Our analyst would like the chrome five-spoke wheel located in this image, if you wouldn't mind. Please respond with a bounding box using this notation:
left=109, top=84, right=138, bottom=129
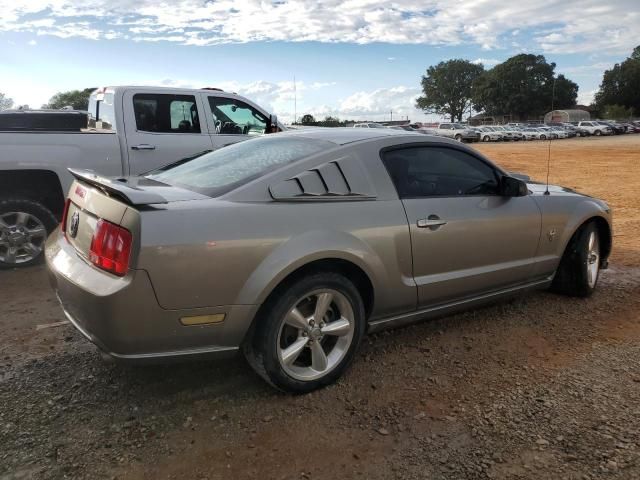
left=277, top=289, right=355, bottom=381
left=0, top=211, right=47, bottom=265
left=586, top=230, right=600, bottom=289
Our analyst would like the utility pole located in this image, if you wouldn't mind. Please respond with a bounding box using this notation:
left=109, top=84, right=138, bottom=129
left=390, top=109, right=393, bottom=122
left=293, top=75, right=297, bottom=125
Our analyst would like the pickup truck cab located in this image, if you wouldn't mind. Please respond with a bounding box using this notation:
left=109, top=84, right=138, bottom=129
left=0, top=86, right=282, bottom=268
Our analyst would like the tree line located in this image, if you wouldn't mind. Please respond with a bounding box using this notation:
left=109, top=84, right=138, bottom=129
left=416, top=46, right=640, bottom=122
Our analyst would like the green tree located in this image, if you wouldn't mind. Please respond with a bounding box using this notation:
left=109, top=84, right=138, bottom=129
left=595, top=46, right=640, bottom=115
left=0, top=92, right=14, bottom=111
left=416, top=59, right=484, bottom=122
left=472, top=54, right=578, bottom=119
left=43, top=88, right=95, bottom=110
left=300, top=114, right=316, bottom=125
left=318, top=116, right=341, bottom=127
left=602, top=104, right=633, bottom=120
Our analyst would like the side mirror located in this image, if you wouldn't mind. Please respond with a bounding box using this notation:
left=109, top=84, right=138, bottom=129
left=500, top=175, right=528, bottom=197
left=267, top=114, right=279, bottom=134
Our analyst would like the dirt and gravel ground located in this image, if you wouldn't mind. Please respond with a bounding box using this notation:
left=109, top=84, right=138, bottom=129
left=1, top=135, right=639, bottom=480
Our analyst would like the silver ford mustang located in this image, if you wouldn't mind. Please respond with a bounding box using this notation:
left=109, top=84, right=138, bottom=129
left=46, top=128, right=612, bottom=393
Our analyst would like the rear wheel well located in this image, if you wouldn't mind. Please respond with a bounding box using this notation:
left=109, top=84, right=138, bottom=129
left=0, top=170, right=64, bottom=220
left=244, top=258, right=375, bottom=345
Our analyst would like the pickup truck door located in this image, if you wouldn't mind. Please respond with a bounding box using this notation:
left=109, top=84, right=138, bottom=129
left=122, top=90, right=213, bottom=175
left=382, top=145, right=541, bottom=307
left=202, top=94, right=270, bottom=150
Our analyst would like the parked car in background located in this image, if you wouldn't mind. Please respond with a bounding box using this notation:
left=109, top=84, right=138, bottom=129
left=492, top=126, right=523, bottom=141
left=549, top=126, right=569, bottom=139
left=0, top=85, right=282, bottom=268
left=436, top=123, right=480, bottom=142
left=577, top=121, right=612, bottom=136
left=353, top=123, right=385, bottom=128
left=46, top=128, right=612, bottom=393
left=475, top=126, right=503, bottom=142
left=520, top=127, right=545, bottom=140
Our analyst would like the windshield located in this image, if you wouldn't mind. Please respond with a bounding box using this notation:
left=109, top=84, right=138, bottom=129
left=146, top=136, right=334, bottom=197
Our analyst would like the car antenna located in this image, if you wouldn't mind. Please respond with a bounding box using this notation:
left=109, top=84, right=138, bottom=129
left=544, top=77, right=556, bottom=196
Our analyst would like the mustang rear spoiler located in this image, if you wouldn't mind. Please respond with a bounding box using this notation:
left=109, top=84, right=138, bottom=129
left=68, top=169, right=168, bottom=205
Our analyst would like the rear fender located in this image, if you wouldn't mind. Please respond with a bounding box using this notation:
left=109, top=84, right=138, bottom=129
left=234, top=230, right=386, bottom=308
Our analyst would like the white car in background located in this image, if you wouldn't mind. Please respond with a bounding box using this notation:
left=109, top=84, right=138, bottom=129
left=549, top=126, right=569, bottom=139
left=577, top=121, right=613, bottom=136
left=353, top=122, right=385, bottom=128
left=493, top=125, right=524, bottom=141
left=475, top=126, right=503, bottom=142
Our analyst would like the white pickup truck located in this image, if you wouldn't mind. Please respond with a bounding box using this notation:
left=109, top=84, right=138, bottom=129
left=0, top=85, right=282, bottom=268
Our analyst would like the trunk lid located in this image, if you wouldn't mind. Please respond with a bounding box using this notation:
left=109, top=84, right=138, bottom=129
left=64, top=169, right=209, bottom=261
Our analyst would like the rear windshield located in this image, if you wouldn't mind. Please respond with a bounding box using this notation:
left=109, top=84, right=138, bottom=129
left=146, top=135, right=333, bottom=196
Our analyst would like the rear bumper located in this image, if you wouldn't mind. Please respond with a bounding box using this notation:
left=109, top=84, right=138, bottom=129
left=45, top=230, right=258, bottom=364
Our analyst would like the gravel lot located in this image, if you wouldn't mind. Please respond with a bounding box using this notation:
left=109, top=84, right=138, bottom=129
left=1, top=135, right=639, bottom=480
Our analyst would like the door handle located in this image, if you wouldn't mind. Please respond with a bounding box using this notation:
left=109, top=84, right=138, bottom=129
left=131, top=144, right=156, bottom=151
left=417, top=215, right=447, bottom=230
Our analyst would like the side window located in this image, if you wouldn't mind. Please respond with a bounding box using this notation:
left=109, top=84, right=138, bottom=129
left=133, top=94, right=201, bottom=133
left=208, top=97, right=267, bottom=136
left=382, top=147, right=500, bottom=198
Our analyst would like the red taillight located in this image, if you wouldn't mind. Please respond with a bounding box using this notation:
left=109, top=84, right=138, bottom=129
left=89, top=219, right=132, bottom=276
left=61, top=199, right=71, bottom=238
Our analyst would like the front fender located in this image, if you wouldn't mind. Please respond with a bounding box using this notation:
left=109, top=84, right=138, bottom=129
left=556, top=199, right=611, bottom=258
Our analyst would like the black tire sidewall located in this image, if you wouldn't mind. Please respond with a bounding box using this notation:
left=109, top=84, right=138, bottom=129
left=254, top=272, right=366, bottom=393
left=0, top=199, right=58, bottom=269
left=552, top=222, right=599, bottom=297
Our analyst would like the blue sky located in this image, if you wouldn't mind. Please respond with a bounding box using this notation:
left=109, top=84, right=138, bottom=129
left=0, top=1, right=638, bottom=122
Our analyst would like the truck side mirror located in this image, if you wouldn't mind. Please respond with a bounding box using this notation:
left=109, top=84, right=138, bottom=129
left=267, top=114, right=279, bottom=134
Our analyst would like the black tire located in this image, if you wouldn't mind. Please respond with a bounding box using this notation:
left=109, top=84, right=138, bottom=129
left=454, top=134, right=463, bottom=142
left=594, top=130, right=601, bottom=136
left=244, top=272, right=366, bottom=393
left=551, top=222, right=601, bottom=297
left=540, top=134, right=546, bottom=140
left=0, top=199, right=58, bottom=269
left=483, top=135, right=490, bottom=142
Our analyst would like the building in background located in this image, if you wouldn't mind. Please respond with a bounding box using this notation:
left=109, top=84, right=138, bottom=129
left=544, top=109, right=590, bottom=123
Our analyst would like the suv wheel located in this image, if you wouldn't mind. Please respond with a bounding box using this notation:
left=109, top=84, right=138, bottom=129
left=454, top=134, right=463, bottom=142
left=0, top=199, right=57, bottom=269
left=482, top=135, right=490, bottom=142
left=594, top=130, right=601, bottom=136
left=244, top=272, right=365, bottom=393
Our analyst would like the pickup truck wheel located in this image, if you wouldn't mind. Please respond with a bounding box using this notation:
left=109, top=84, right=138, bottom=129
left=0, top=199, right=57, bottom=269
left=551, top=222, right=600, bottom=298
left=245, top=272, right=365, bottom=393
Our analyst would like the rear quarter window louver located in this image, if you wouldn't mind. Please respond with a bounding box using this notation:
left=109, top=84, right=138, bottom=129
left=269, top=157, right=376, bottom=201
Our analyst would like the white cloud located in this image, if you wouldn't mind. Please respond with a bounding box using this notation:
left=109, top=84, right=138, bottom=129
left=0, top=1, right=637, bottom=54
left=471, top=58, right=500, bottom=66
left=28, top=39, right=37, bottom=46
left=577, top=89, right=597, bottom=106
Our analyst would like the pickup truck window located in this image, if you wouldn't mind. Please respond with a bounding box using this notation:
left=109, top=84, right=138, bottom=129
left=208, top=97, right=267, bottom=136
left=88, top=92, right=115, bottom=131
left=133, top=94, right=201, bottom=134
